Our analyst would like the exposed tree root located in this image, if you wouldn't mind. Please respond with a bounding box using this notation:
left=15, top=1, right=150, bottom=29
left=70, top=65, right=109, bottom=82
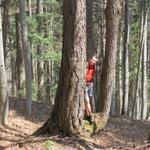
left=32, top=112, right=108, bottom=139
left=32, top=120, right=50, bottom=136
left=92, top=113, right=108, bottom=134
left=17, top=135, right=59, bottom=148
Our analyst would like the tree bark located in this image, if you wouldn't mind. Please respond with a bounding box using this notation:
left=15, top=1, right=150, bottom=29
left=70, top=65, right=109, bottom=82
left=35, top=0, right=87, bottom=136
left=141, top=0, right=149, bottom=120
left=15, top=13, right=25, bottom=93
left=123, top=0, right=130, bottom=117
left=19, top=0, right=32, bottom=115
left=116, top=17, right=124, bottom=116
left=2, top=0, right=13, bottom=96
left=2, top=0, right=11, bottom=60
left=96, top=0, right=122, bottom=121
left=0, top=5, right=9, bottom=125
left=86, top=0, right=95, bottom=59
left=36, top=0, right=44, bottom=102
left=133, top=0, right=149, bottom=119
left=27, top=0, right=32, bottom=16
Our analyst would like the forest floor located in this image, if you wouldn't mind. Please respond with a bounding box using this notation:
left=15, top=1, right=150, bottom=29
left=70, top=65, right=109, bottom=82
left=0, top=98, right=150, bottom=150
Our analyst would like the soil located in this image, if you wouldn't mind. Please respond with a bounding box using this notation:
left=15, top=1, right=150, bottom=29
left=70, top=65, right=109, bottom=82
left=0, top=97, right=150, bottom=150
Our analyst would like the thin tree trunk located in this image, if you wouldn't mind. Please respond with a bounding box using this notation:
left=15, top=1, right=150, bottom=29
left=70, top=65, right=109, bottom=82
left=133, top=31, right=142, bottom=119
left=19, top=0, right=32, bottom=115
left=0, top=5, right=9, bottom=125
left=100, top=0, right=106, bottom=57
left=2, top=0, right=11, bottom=60
left=123, top=0, right=130, bottom=117
left=94, top=0, right=106, bottom=110
left=27, top=0, right=32, bottom=16
left=86, top=0, right=95, bottom=59
left=141, top=1, right=149, bottom=119
left=37, top=0, right=44, bottom=102
left=133, top=1, right=149, bottom=119
left=15, top=13, right=25, bottom=93
left=45, top=61, right=50, bottom=103
left=116, top=18, right=124, bottom=116
left=2, top=0, right=13, bottom=96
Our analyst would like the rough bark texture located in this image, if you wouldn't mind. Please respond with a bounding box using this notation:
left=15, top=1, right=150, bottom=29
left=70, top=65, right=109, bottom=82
left=15, top=13, right=25, bottom=92
left=19, top=0, right=32, bottom=115
left=35, top=0, right=87, bottom=136
left=2, top=0, right=10, bottom=60
left=2, top=0, right=13, bottom=97
left=97, top=0, right=122, bottom=118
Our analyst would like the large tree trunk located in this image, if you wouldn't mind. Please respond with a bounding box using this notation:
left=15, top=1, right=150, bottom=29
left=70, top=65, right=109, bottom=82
left=35, top=0, right=87, bottom=136
left=19, top=0, right=32, bottom=115
left=0, top=5, right=9, bottom=125
left=96, top=0, right=122, bottom=132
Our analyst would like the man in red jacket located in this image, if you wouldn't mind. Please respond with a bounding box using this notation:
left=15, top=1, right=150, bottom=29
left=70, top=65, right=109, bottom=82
left=85, top=56, right=98, bottom=119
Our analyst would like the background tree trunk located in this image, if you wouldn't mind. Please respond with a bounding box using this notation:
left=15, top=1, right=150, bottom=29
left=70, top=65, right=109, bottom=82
left=0, top=5, right=9, bottom=125
left=2, top=0, right=13, bottom=97
left=86, top=0, right=95, bottom=59
left=37, top=0, right=44, bottom=102
left=15, top=13, right=25, bottom=94
left=19, top=0, right=32, bottom=115
left=27, top=0, right=32, bottom=16
left=133, top=0, right=149, bottom=119
left=2, top=0, right=11, bottom=60
left=115, top=17, right=124, bottom=116
left=123, top=0, right=130, bottom=117
left=141, top=0, right=149, bottom=119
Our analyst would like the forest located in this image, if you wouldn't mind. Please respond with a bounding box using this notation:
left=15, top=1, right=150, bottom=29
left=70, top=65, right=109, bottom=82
left=0, top=0, right=150, bottom=149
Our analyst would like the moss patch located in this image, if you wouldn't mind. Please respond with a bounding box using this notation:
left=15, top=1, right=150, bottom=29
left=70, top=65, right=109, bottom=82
left=83, top=120, right=95, bottom=135
left=44, top=140, right=56, bottom=150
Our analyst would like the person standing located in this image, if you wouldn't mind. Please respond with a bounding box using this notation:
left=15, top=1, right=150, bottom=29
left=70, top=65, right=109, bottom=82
left=85, top=56, right=98, bottom=118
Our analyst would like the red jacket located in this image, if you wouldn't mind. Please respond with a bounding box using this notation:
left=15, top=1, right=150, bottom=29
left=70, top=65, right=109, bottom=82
left=86, top=60, right=96, bottom=83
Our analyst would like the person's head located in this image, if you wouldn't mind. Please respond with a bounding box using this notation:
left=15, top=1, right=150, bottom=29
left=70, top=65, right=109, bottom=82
left=91, top=56, right=98, bottom=64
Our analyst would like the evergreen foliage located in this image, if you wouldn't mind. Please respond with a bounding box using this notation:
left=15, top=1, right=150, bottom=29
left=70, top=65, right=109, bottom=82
left=7, top=0, right=62, bottom=101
